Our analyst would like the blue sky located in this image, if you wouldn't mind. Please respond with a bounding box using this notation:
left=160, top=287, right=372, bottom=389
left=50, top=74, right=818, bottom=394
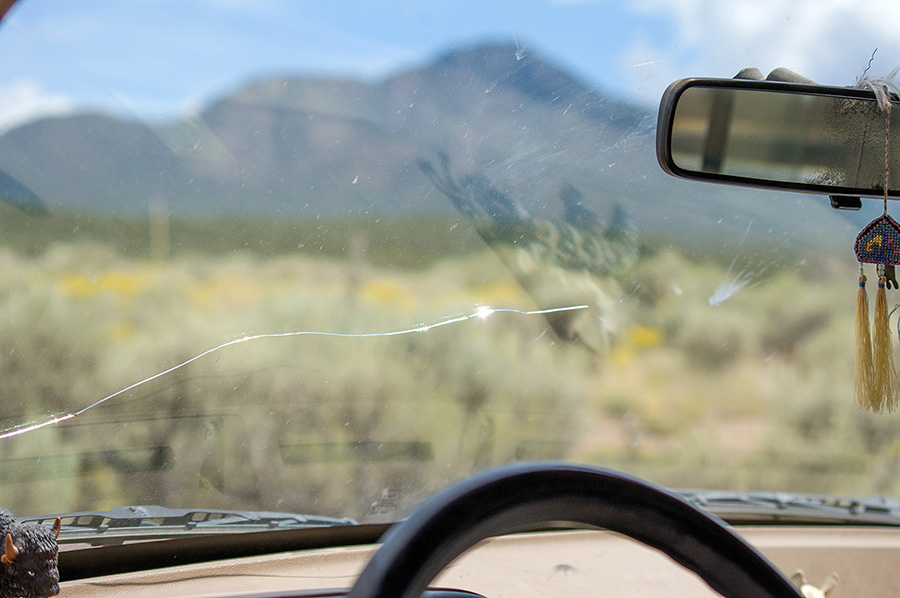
left=2, top=0, right=900, bottom=130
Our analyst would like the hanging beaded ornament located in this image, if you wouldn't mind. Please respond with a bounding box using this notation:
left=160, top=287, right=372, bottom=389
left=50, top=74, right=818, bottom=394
left=854, top=81, right=899, bottom=412
left=855, top=215, right=900, bottom=411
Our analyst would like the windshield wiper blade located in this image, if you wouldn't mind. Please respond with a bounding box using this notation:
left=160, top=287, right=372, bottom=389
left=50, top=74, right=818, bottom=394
left=680, top=490, right=900, bottom=526
left=19, top=505, right=357, bottom=543
left=25, top=490, right=900, bottom=545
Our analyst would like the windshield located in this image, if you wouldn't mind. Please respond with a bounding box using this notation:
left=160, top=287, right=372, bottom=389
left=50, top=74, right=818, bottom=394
left=1, top=0, right=899, bottom=526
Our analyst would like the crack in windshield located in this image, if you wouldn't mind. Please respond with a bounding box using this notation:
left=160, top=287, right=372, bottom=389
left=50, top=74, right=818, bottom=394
left=0, top=305, right=587, bottom=441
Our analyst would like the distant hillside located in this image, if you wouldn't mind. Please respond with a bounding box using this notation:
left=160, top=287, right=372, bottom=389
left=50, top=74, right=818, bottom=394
left=0, top=41, right=860, bottom=251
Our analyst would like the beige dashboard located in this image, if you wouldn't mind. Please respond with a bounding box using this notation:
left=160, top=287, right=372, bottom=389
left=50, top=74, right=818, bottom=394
left=57, top=526, right=900, bottom=597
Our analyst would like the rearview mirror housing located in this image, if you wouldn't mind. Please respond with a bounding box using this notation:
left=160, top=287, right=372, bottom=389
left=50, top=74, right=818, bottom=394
left=656, top=78, right=900, bottom=200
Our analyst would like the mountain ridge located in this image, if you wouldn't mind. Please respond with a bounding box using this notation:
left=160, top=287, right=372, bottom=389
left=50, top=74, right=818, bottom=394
left=0, top=41, right=859, bottom=250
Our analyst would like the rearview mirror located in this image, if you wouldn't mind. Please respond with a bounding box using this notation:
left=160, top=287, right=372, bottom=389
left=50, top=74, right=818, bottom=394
left=656, top=78, right=900, bottom=201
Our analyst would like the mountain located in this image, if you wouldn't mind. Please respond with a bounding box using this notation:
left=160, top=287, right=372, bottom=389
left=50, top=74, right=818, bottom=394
left=0, top=42, right=859, bottom=250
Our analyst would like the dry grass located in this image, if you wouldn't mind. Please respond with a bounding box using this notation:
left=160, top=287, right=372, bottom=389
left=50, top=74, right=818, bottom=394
left=0, top=239, right=896, bottom=520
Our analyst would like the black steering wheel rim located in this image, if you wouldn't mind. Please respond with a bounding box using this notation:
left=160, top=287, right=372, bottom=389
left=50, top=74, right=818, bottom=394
left=347, top=462, right=802, bottom=598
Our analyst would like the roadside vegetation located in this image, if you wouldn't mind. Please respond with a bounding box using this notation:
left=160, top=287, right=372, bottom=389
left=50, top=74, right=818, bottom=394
left=0, top=212, right=894, bottom=520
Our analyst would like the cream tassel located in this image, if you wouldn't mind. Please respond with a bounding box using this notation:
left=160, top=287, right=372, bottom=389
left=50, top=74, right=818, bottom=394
left=871, top=266, right=899, bottom=412
left=856, top=270, right=877, bottom=409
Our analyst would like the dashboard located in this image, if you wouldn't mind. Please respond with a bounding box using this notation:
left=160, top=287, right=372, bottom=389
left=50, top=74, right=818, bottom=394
left=57, top=526, right=900, bottom=597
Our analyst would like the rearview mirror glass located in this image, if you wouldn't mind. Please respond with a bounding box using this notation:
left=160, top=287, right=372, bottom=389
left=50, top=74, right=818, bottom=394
left=656, top=78, right=900, bottom=199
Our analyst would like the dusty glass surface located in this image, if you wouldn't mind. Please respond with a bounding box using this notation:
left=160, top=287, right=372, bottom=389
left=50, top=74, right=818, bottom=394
left=0, top=1, right=898, bottom=527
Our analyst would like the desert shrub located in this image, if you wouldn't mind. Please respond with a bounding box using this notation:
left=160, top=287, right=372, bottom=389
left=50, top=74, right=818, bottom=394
left=0, top=237, right=892, bottom=518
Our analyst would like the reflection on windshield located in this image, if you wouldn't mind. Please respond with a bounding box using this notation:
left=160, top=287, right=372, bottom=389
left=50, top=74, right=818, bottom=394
left=1, top=6, right=899, bottom=526
left=418, top=152, right=638, bottom=353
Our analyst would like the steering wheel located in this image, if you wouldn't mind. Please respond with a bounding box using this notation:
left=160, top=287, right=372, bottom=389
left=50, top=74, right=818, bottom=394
left=347, top=462, right=803, bottom=598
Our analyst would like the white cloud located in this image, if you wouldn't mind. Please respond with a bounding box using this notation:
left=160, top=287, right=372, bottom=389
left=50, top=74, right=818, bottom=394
left=0, top=80, right=73, bottom=133
left=620, top=0, right=900, bottom=103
